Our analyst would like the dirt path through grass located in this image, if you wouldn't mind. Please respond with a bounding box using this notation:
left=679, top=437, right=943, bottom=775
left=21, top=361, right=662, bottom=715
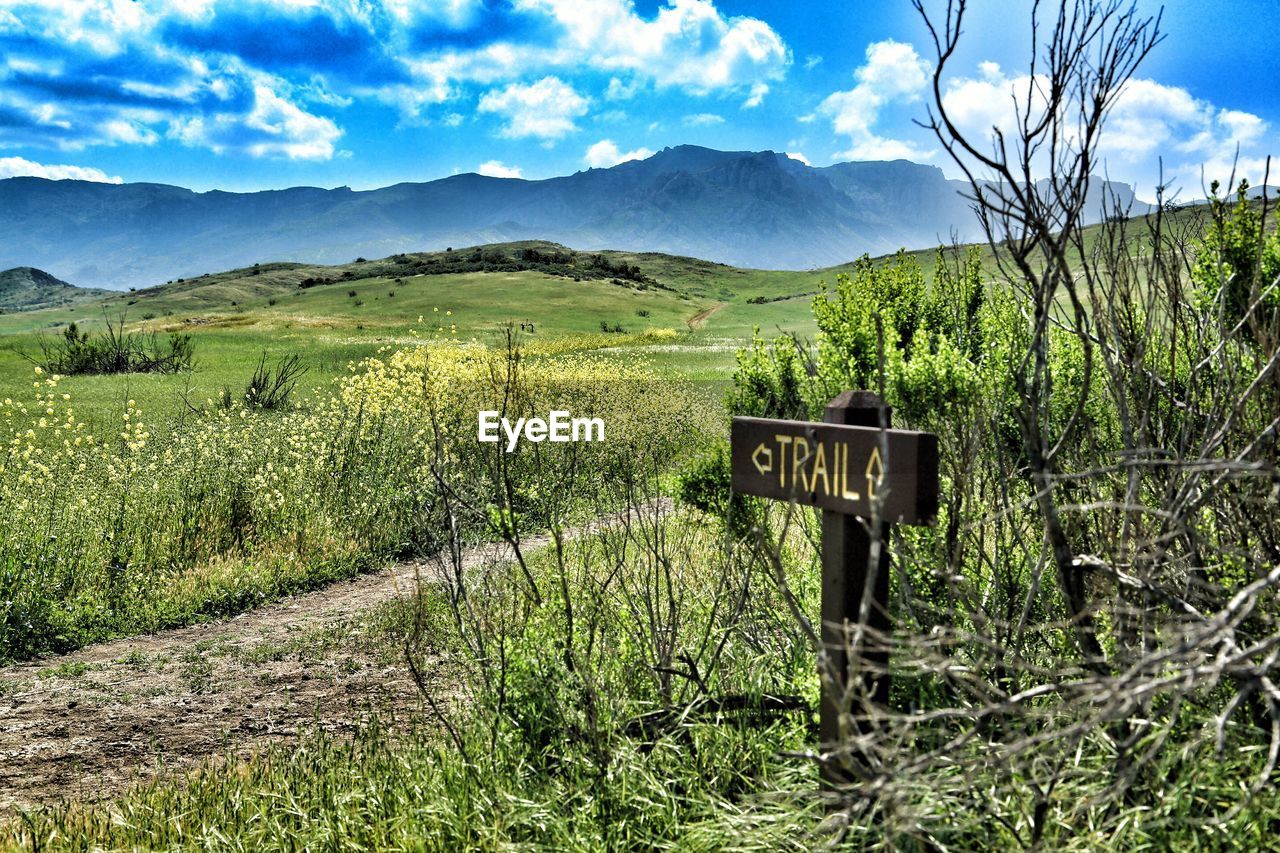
left=687, top=301, right=728, bottom=328
left=0, top=535, right=549, bottom=814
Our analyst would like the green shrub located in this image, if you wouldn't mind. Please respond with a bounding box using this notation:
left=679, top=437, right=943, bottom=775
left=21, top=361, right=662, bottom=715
left=34, top=317, right=194, bottom=376
left=1191, top=180, right=1280, bottom=343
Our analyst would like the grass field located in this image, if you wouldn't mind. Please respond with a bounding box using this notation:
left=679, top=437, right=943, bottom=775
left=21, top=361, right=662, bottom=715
left=0, top=244, right=839, bottom=427
left=1, top=199, right=1219, bottom=426
left=4, top=193, right=1277, bottom=849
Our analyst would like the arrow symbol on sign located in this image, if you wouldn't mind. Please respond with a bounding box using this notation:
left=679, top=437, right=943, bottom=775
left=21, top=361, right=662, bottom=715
left=752, top=442, right=773, bottom=475
left=865, top=446, right=883, bottom=499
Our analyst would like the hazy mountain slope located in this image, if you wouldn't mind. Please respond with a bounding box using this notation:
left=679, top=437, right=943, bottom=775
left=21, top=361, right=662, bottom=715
left=0, top=266, right=111, bottom=312
left=0, top=146, right=1149, bottom=289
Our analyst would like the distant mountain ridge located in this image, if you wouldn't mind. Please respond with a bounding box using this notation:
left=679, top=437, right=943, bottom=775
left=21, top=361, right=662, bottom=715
left=0, top=146, right=1151, bottom=290
left=0, top=266, right=110, bottom=312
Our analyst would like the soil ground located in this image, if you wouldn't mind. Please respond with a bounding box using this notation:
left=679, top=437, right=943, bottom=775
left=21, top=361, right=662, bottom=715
left=0, top=535, right=548, bottom=814
left=687, top=301, right=728, bottom=328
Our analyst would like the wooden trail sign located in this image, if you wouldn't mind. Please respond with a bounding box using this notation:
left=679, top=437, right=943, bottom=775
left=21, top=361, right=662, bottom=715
left=730, top=391, right=939, bottom=780
left=729, top=418, right=937, bottom=524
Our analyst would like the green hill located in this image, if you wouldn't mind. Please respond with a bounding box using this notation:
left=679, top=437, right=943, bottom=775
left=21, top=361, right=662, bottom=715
left=0, top=188, right=1225, bottom=334
left=0, top=241, right=826, bottom=338
left=0, top=241, right=825, bottom=429
left=0, top=194, right=1224, bottom=342
left=0, top=202, right=1226, bottom=429
left=0, top=267, right=112, bottom=312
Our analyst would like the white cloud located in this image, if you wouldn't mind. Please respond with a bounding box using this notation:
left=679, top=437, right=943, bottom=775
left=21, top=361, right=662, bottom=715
left=383, top=0, right=487, bottom=29
left=169, top=80, right=342, bottom=160
left=0, top=0, right=790, bottom=155
left=605, top=76, right=641, bottom=100
left=477, top=76, right=588, bottom=140
left=583, top=139, right=653, bottom=168
left=511, top=0, right=788, bottom=94
left=803, top=55, right=822, bottom=71
left=816, top=39, right=933, bottom=161
left=0, top=6, right=352, bottom=159
left=0, top=156, right=123, bottom=182
left=477, top=159, right=523, bottom=178
left=844, top=137, right=931, bottom=161
left=742, top=82, right=768, bottom=109
left=389, top=0, right=788, bottom=121
left=683, top=112, right=724, bottom=127
left=241, top=83, right=342, bottom=160
left=15, top=0, right=152, bottom=56
left=936, top=61, right=1019, bottom=136
left=940, top=63, right=1276, bottom=195
left=1217, top=109, right=1267, bottom=147
left=100, top=118, right=160, bottom=146
left=785, top=151, right=810, bottom=166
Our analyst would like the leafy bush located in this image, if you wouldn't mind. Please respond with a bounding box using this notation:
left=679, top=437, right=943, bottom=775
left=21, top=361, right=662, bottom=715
left=1191, top=180, right=1280, bottom=346
left=34, top=317, right=194, bottom=376
left=716, top=203, right=1280, bottom=841
left=230, top=353, right=308, bottom=411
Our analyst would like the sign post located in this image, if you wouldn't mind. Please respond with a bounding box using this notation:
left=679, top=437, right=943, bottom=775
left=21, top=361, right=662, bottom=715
left=730, top=391, right=938, bottom=781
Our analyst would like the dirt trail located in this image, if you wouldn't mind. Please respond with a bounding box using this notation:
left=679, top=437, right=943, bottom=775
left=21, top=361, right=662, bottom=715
left=0, top=535, right=545, bottom=814
left=687, top=302, right=728, bottom=329
left=0, top=501, right=671, bottom=815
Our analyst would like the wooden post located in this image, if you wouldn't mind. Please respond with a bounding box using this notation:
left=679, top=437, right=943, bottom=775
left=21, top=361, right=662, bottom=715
left=821, top=391, right=892, bottom=781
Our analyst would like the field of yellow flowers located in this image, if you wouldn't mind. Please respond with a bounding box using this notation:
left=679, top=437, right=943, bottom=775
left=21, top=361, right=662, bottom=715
left=0, top=329, right=709, bottom=664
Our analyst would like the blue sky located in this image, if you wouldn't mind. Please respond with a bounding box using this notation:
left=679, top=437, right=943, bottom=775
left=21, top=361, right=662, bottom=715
left=0, top=0, right=1275, bottom=202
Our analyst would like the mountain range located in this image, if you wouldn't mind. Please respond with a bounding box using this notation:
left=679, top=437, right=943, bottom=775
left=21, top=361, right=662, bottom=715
left=0, top=146, right=1151, bottom=290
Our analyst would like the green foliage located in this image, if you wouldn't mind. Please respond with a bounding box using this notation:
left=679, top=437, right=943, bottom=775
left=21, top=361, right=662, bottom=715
left=726, top=245, right=1101, bottom=453
left=715, top=174, right=1280, bottom=841
left=239, top=352, right=308, bottom=411
left=7, top=689, right=817, bottom=849
left=35, top=317, right=195, bottom=376
left=726, top=247, right=1006, bottom=428
left=1191, top=180, right=1280, bottom=339
left=727, top=331, right=811, bottom=420
left=329, top=245, right=665, bottom=289
left=808, top=247, right=993, bottom=425
left=673, top=439, right=759, bottom=535
left=675, top=439, right=732, bottom=516
left=892, top=329, right=981, bottom=423
left=0, top=341, right=699, bottom=663
left=3, top=209, right=1280, bottom=849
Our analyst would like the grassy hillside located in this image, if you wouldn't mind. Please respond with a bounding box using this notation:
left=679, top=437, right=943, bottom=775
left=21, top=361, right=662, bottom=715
left=0, top=267, right=112, bottom=312
left=0, top=242, right=832, bottom=427
left=0, top=241, right=831, bottom=332
left=0, top=198, right=1228, bottom=427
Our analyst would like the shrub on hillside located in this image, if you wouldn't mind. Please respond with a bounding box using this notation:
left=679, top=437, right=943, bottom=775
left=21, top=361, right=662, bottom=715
left=219, top=353, right=308, bottom=412
left=34, top=317, right=194, bottom=376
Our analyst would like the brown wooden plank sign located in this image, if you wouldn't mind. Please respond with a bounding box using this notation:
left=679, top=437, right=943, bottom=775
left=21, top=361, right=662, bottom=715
left=730, top=391, right=939, bottom=781
left=729, top=417, right=937, bottom=523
